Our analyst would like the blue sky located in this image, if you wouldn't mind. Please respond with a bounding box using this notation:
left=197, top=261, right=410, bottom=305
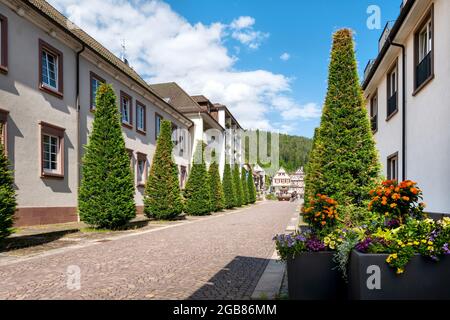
left=50, top=0, right=402, bottom=138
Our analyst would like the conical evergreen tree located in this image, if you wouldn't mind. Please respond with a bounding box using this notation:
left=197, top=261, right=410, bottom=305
left=184, top=142, right=211, bottom=215
left=310, top=29, right=380, bottom=208
left=144, top=120, right=183, bottom=219
left=0, top=124, right=16, bottom=240
left=247, top=168, right=257, bottom=204
left=222, top=163, right=235, bottom=209
left=241, top=168, right=249, bottom=205
left=232, top=164, right=243, bottom=207
left=304, top=127, right=321, bottom=201
left=208, top=161, right=224, bottom=212
left=79, top=84, right=136, bottom=229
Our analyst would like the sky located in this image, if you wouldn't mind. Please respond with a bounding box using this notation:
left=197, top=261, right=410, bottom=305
left=48, top=0, right=401, bottom=138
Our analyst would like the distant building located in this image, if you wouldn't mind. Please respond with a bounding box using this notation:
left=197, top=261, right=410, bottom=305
left=271, top=167, right=291, bottom=194
left=290, top=167, right=305, bottom=198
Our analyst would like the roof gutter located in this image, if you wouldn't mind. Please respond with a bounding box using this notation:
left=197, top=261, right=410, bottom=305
left=362, top=0, right=416, bottom=90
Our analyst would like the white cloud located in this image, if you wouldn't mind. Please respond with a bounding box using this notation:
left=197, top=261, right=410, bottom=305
left=229, top=16, right=269, bottom=49
left=280, top=52, right=290, bottom=61
left=48, top=0, right=318, bottom=134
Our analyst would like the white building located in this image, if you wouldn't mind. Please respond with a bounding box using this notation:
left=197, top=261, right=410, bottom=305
left=362, top=0, right=449, bottom=215
left=290, top=167, right=305, bottom=197
left=271, top=167, right=291, bottom=194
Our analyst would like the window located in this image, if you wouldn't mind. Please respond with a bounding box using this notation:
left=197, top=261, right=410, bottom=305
left=40, top=122, right=65, bottom=178
left=155, top=113, right=163, bottom=139
left=39, top=40, right=63, bottom=98
left=136, top=101, right=146, bottom=134
left=387, top=153, right=399, bottom=181
left=370, top=92, right=378, bottom=133
left=126, top=149, right=134, bottom=169
left=0, top=109, right=8, bottom=153
left=414, top=6, right=434, bottom=93
left=136, top=152, right=147, bottom=186
left=171, top=123, right=178, bottom=145
left=180, top=165, right=187, bottom=189
left=0, top=14, right=8, bottom=74
left=386, top=62, right=398, bottom=119
left=120, top=91, right=132, bottom=127
left=90, top=72, right=105, bottom=110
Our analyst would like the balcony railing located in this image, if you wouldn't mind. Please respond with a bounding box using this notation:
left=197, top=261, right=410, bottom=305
left=371, top=115, right=378, bottom=133
left=387, top=92, right=398, bottom=117
left=416, top=52, right=432, bottom=89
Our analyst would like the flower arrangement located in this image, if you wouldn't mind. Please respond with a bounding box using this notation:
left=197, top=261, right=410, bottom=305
left=301, top=194, right=338, bottom=233
left=368, top=180, right=426, bottom=224
left=273, top=232, right=326, bottom=261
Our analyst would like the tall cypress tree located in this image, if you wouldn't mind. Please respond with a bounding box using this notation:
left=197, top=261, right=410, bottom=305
left=241, top=168, right=249, bottom=205
left=247, top=168, right=257, bottom=204
left=310, top=29, right=380, bottom=207
left=304, top=127, right=321, bottom=201
left=222, top=163, right=235, bottom=209
left=144, top=120, right=183, bottom=220
left=184, top=142, right=211, bottom=215
left=232, top=164, right=243, bottom=207
left=0, top=124, right=16, bottom=240
left=79, top=84, right=136, bottom=229
left=208, top=161, right=224, bottom=212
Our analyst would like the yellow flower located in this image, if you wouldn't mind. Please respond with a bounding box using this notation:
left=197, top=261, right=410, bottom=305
left=324, top=237, right=331, bottom=244
left=396, top=268, right=404, bottom=274
left=421, top=239, right=427, bottom=243
left=427, top=246, right=434, bottom=251
left=413, top=241, right=419, bottom=245
left=428, top=241, right=433, bottom=245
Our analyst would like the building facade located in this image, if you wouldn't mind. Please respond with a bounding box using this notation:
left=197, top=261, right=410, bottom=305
left=271, top=167, right=290, bottom=194
left=0, top=0, right=225, bottom=226
left=362, top=0, right=450, bottom=215
left=290, top=167, right=305, bottom=197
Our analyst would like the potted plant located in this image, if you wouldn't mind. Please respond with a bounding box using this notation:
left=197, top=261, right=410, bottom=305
left=348, top=180, right=450, bottom=300
left=274, top=194, right=346, bottom=300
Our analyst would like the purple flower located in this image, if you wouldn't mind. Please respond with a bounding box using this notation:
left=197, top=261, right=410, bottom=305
left=443, top=243, right=450, bottom=255
left=356, top=237, right=373, bottom=253
left=306, top=237, right=326, bottom=252
left=385, top=219, right=400, bottom=228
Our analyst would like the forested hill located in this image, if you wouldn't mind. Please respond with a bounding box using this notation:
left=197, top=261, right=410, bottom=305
left=244, top=130, right=312, bottom=175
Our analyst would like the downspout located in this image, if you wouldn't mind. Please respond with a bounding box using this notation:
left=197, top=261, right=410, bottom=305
left=76, top=45, right=85, bottom=222
left=390, top=39, right=406, bottom=181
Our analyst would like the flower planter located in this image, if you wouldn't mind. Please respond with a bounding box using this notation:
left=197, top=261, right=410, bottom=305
left=348, top=250, right=450, bottom=300
left=287, top=251, right=345, bottom=300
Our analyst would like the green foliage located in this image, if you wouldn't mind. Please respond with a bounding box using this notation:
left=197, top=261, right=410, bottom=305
left=306, top=29, right=380, bottom=211
left=232, top=164, right=243, bottom=207
left=208, top=161, right=224, bottom=212
left=265, top=193, right=277, bottom=201
left=0, top=126, right=16, bottom=240
left=222, top=163, right=235, bottom=209
left=78, top=84, right=136, bottom=229
left=241, top=168, right=249, bottom=205
left=247, top=168, right=257, bottom=204
left=244, top=130, right=312, bottom=173
left=304, top=127, right=320, bottom=201
left=184, top=143, right=211, bottom=215
left=144, top=120, right=183, bottom=219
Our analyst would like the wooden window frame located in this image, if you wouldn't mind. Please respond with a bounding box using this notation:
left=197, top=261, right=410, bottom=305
left=155, top=112, right=163, bottom=139
left=40, top=121, right=65, bottom=179
left=386, top=60, right=399, bottom=121
left=135, top=100, right=146, bottom=135
left=120, top=91, right=133, bottom=129
left=39, top=39, right=64, bottom=99
left=90, top=71, right=105, bottom=111
left=387, top=152, right=399, bottom=181
left=413, top=4, right=434, bottom=96
left=0, top=14, right=8, bottom=74
left=0, top=109, right=8, bottom=154
left=136, top=152, right=147, bottom=187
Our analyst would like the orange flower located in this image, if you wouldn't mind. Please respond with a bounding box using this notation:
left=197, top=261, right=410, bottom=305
left=321, top=221, right=326, bottom=226
left=391, top=193, right=400, bottom=200
left=390, top=203, right=397, bottom=208
left=410, top=187, right=418, bottom=195
left=395, top=187, right=400, bottom=192
left=402, top=196, right=410, bottom=201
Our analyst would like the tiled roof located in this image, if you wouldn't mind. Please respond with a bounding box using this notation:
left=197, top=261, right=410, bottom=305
left=25, top=0, right=193, bottom=126
left=150, top=83, right=203, bottom=114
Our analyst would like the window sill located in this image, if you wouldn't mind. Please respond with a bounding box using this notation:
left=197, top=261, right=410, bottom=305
left=41, top=172, right=64, bottom=179
left=412, top=74, right=434, bottom=96
left=136, top=129, right=146, bottom=135
left=137, top=183, right=145, bottom=188
left=40, top=84, right=63, bottom=99
left=0, top=65, right=8, bottom=74
left=386, top=109, right=398, bottom=122
left=122, top=122, right=133, bottom=129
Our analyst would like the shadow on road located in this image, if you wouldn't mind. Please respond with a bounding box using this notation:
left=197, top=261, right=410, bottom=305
left=188, top=256, right=270, bottom=300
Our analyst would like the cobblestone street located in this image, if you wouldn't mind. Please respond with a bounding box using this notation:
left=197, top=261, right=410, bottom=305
left=0, top=201, right=297, bottom=300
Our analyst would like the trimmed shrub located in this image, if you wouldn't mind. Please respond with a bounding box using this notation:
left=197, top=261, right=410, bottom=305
left=208, top=161, right=224, bottom=212
left=232, top=164, right=243, bottom=207
left=222, top=163, right=235, bottom=209
left=241, top=168, right=249, bottom=205
left=79, top=84, right=136, bottom=229
left=184, top=142, right=211, bottom=215
left=306, top=29, right=380, bottom=210
left=144, top=120, right=183, bottom=220
left=0, top=125, right=16, bottom=240
left=247, top=168, right=257, bottom=204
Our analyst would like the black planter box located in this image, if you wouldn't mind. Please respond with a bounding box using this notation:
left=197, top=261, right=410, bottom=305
left=348, top=250, right=450, bottom=300
left=287, top=251, right=345, bottom=300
